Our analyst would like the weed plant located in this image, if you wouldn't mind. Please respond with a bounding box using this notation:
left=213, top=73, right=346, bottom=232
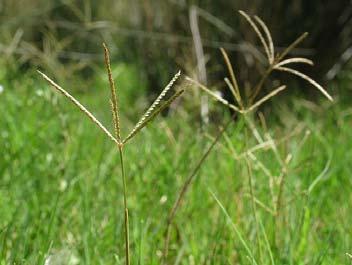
left=38, top=44, right=183, bottom=265
left=163, top=10, right=333, bottom=264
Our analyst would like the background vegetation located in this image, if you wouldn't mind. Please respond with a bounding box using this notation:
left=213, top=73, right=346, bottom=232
left=1, top=0, right=352, bottom=264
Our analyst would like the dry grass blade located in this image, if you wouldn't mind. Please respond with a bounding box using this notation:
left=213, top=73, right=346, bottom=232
left=186, top=76, right=240, bottom=112
left=220, top=48, right=242, bottom=107
left=275, top=66, right=333, bottom=101
left=244, top=115, right=264, bottom=143
left=103, top=43, right=121, bottom=142
left=123, top=89, right=184, bottom=144
left=275, top=58, right=313, bottom=68
left=254, top=15, right=274, bottom=63
left=37, top=70, right=118, bottom=144
left=239, top=10, right=271, bottom=64
left=245, top=85, right=286, bottom=113
left=277, top=32, right=308, bottom=62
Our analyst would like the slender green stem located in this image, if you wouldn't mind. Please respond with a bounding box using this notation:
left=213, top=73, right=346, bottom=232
left=118, top=145, right=130, bottom=265
left=274, top=161, right=289, bottom=247
left=162, top=116, right=234, bottom=264
left=276, top=171, right=287, bottom=218
left=244, top=117, right=262, bottom=262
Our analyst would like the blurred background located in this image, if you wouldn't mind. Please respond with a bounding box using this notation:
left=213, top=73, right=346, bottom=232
left=1, top=0, right=351, bottom=104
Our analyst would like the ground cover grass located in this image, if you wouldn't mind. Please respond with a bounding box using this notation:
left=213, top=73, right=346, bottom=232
left=0, top=65, right=351, bottom=265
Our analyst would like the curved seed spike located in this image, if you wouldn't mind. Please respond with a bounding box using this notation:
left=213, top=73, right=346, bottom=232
left=123, top=71, right=181, bottom=142
left=186, top=76, right=240, bottom=112
left=239, top=10, right=271, bottom=64
left=123, top=89, right=184, bottom=144
left=275, top=66, right=333, bottom=101
left=254, top=15, right=274, bottom=63
left=37, top=70, right=119, bottom=144
left=146, top=71, right=181, bottom=115
left=103, top=43, right=121, bottom=141
left=275, top=58, right=313, bottom=68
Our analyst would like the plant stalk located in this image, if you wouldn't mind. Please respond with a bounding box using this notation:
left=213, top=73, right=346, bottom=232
left=162, top=116, right=234, bottom=264
left=244, top=119, right=262, bottom=263
left=273, top=161, right=289, bottom=246
left=118, top=145, right=130, bottom=265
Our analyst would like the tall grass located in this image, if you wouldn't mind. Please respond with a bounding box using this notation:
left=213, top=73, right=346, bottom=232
left=38, top=44, right=183, bottom=264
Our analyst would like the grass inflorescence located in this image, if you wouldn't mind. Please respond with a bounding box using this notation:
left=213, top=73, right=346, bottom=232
left=38, top=43, right=184, bottom=265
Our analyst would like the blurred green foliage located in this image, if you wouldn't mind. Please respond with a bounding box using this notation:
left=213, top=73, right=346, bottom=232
left=0, top=0, right=351, bottom=96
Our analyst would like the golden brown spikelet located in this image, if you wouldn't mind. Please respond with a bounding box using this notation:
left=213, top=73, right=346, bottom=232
left=103, top=43, right=121, bottom=142
left=220, top=48, right=242, bottom=105
left=239, top=10, right=272, bottom=64
left=274, top=66, right=333, bottom=101
left=254, top=15, right=274, bottom=63
left=123, top=88, right=184, bottom=144
left=123, top=71, right=181, bottom=143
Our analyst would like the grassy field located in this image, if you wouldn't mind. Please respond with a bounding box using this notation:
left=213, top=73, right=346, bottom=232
left=1, top=64, right=352, bottom=265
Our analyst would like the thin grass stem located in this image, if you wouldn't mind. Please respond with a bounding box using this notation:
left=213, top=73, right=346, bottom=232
left=118, top=146, right=130, bottom=265
left=245, top=85, right=286, bottom=113
left=162, top=117, right=234, bottom=263
left=249, top=66, right=274, bottom=104
left=210, top=190, right=258, bottom=265
left=244, top=119, right=263, bottom=262
left=276, top=32, right=308, bottom=62
left=186, top=76, right=240, bottom=112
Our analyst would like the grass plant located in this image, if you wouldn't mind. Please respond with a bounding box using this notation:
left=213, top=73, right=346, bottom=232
left=38, top=44, right=184, bottom=264
left=164, top=10, right=333, bottom=264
